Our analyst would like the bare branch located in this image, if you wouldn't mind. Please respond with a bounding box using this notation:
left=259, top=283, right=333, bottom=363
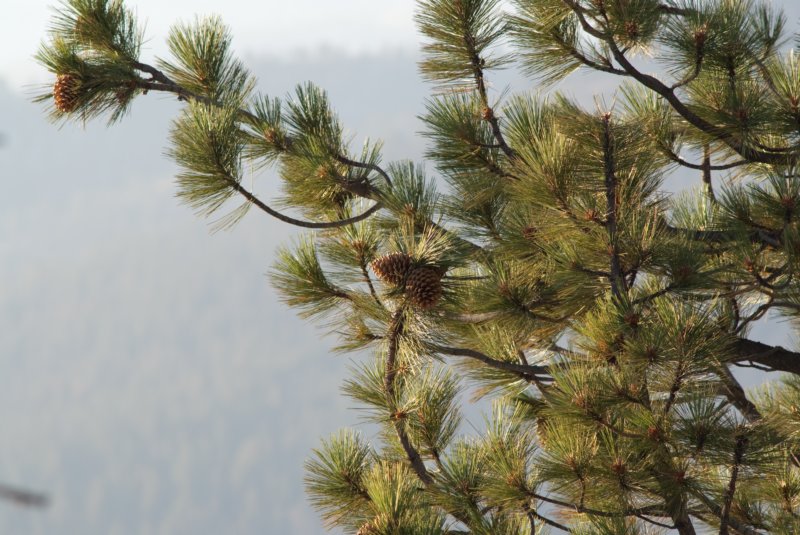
left=732, top=338, right=800, bottom=376
left=430, top=344, right=551, bottom=378
left=717, top=365, right=761, bottom=422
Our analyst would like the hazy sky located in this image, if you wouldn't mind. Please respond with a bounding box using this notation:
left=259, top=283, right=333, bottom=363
left=0, top=2, right=428, bottom=529
left=1, top=1, right=419, bottom=90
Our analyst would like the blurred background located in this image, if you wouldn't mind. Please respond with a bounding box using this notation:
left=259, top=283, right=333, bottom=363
left=0, top=1, right=798, bottom=533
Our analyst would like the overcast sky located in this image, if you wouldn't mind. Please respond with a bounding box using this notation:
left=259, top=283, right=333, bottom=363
left=1, top=2, right=799, bottom=535
left=0, top=4, right=427, bottom=533
left=1, top=1, right=419, bottom=91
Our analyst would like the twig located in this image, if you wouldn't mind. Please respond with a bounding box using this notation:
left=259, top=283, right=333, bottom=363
left=386, top=309, right=433, bottom=485
left=719, top=434, right=748, bottom=535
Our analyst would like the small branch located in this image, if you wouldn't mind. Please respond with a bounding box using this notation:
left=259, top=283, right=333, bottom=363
left=691, top=489, right=761, bottom=535
left=663, top=150, right=748, bottom=171
left=731, top=360, right=773, bottom=372
left=717, top=365, right=761, bottom=423
left=133, top=62, right=394, bottom=229
left=572, top=264, right=612, bottom=278
left=601, top=112, right=626, bottom=298
left=530, top=491, right=667, bottom=520
left=386, top=310, right=433, bottom=486
left=554, top=32, right=625, bottom=75
left=526, top=505, right=572, bottom=533
left=658, top=4, right=693, bottom=16
left=636, top=513, right=676, bottom=529
left=228, top=178, right=383, bottom=229
left=431, top=344, right=551, bottom=378
left=670, top=30, right=705, bottom=90
left=461, top=24, right=516, bottom=160
left=560, top=0, right=799, bottom=165
left=701, top=144, right=717, bottom=203
left=592, top=414, right=648, bottom=440
left=663, top=223, right=782, bottom=249
left=360, top=260, right=383, bottom=307
left=446, top=303, right=566, bottom=325
left=632, top=284, right=674, bottom=305
left=719, top=434, right=748, bottom=535
left=734, top=295, right=774, bottom=335
left=662, top=363, right=685, bottom=417
left=334, top=154, right=392, bottom=188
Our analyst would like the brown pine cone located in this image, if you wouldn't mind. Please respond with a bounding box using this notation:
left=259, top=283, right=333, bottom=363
left=370, top=253, right=412, bottom=285
left=405, top=266, right=443, bottom=309
left=53, top=74, right=81, bottom=113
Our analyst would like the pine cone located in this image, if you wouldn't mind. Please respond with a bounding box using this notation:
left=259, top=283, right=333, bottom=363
left=371, top=253, right=412, bottom=285
left=405, top=266, right=443, bottom=309
left=53, top=74, right=81, bottom=113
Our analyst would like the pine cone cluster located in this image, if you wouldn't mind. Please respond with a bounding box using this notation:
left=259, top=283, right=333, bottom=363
left=370, top=253, right=444, bottom=309
left=53, top=74, right=81, bottom=113
left=370, top=253, right=412, bottom=286
left=405, top=266, right=443, bottom=309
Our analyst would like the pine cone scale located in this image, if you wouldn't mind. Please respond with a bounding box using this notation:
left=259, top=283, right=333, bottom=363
left=53, top=74, right=81, bottom=113
left=370, top=253, right=412, bottom=285
left=406, top=266, right=443, bottom=309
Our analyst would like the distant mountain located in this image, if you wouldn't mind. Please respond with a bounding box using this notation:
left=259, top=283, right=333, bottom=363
left=0, top=51, right=432, bottom=535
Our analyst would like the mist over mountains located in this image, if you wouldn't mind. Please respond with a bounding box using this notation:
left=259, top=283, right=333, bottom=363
left=0, top=51, right=431, bottom=535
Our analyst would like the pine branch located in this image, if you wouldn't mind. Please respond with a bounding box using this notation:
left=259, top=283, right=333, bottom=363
left=134, top=61, right=494, bottom=256
left=430, top=344, right=550, bottom=378
left=664, top=150, right=748, bottom=172
left=718, top=433, right=748, bottom=535
left=334, top=154, right=392, bottom=188
left=417, top=0, right=516, bottom=159
left=601, top=112, right=626, bottom=299
left=717, top=365, right=761, bottom=423
left=525, top=505, right=571, bottom=533
left=529, top=490, right=669, bottom=522
left=663, top=223, right=782, bottom=249
left=635, top=513, right=676, bottom=530
left=561, top=0, right=800, bottom=165
left=701, top=145, right=717, bottom=203
left=690, top=489, right=761, bottom=535
left=385, top=310, right=433, bottom=486
left=228, top=177, right=382, bottom=229
left=134, top=62, right=387, bottom=229
left=732, top=338, right=800, bottom=376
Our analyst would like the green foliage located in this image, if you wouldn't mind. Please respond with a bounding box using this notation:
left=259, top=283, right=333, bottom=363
left=158, top=15, right=254, bottom=103
left=168, top=102, right=247, bottom=224
left=305, top=430, right=374, bottom=530
left=51, top=0, right=143, bottom=61
left=36, top=0, right=800, bottom=533
left=35, top=0, right=144, bottom=122
left=271, top=237, right=349, bottom=318
left=416, top=0, right=511, bottom=88
left=509, top=0, right=583, bottom=84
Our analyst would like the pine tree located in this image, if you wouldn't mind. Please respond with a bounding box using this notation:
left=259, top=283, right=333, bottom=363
left=35, top=0, right=800, bottom=533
